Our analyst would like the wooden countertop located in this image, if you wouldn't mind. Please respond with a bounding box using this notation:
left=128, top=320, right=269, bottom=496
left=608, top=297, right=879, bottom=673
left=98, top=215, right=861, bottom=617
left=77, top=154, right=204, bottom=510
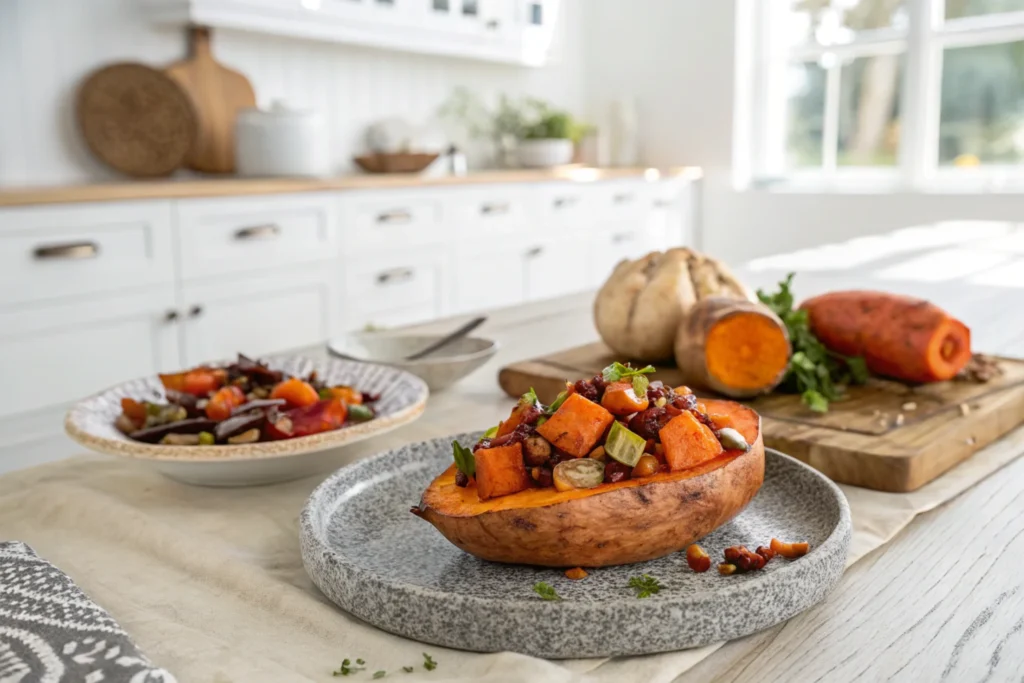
left=0, top=166, right=702, bottom=208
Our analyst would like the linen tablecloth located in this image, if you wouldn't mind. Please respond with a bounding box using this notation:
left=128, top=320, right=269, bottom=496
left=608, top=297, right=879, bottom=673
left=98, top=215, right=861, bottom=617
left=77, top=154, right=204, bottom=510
left=1, top=423, right=1022, bottom=683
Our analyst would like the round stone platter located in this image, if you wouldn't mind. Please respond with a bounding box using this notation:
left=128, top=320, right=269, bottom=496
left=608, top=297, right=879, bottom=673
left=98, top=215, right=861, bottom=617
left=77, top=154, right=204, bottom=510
left=300, top=432, right=852, bottom=659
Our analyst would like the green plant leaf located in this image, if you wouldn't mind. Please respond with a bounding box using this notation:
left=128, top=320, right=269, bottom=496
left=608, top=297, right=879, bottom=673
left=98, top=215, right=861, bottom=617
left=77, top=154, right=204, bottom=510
left=628, top=574, right=662, bottom=598
left=547, top=390, right=569, bottom=414
left=802, top=389, right=829, bottom=413
left=602, top=362, right=656, bottom=384
left=451, top=441, right=475, bottom=477
left=533, top=582, right=561, bottom=601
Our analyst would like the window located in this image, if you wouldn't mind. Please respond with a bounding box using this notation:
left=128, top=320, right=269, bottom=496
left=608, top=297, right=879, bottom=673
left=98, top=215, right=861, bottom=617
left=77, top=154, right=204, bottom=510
left=748, top=0, right=1024, bottom=189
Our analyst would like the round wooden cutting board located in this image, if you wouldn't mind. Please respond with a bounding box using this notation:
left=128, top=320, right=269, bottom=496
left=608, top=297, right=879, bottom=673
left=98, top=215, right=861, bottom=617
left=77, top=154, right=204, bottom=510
left=76, top=62, right=198, bottom=178
left=165, top=26, right=257, bottom=174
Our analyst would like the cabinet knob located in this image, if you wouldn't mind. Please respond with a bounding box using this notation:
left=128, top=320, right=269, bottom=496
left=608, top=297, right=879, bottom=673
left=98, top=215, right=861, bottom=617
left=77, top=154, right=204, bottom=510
left=188, top=304, right=204, bottom=318
left=525, top=246, right=544, bottom=258
left=486, top=19, right=500, bottom=29
left=612, top=233, right=634, bottom=244
left=614, top=193, right=635, bottom=204
left=553, top=196, right=578, bottom=208
left=234, top=224, right=281, bottom=240
left=481, top=202, right=510, bottom=216
left=377, top=268, right=415, bottom=285
left=163, top=310, right=180, bottom=323
left=377, top=209, right=413, bottom=224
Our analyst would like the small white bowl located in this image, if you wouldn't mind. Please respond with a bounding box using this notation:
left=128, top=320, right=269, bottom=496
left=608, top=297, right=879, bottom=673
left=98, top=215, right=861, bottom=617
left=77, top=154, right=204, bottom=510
left=327, top=334, right=497, bottom=392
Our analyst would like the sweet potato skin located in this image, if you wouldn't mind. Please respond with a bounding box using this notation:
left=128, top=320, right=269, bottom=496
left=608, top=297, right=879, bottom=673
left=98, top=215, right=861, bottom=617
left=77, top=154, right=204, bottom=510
left=417, top=399, right=764, bottom=567
left=801, top=291, right=971, bottom=383
left=536, top=393, right=615, bottom=458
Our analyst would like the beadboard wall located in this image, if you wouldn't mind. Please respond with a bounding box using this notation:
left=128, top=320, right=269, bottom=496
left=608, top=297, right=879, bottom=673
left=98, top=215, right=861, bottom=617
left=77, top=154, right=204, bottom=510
left=0, top=0, right=588, bottom=187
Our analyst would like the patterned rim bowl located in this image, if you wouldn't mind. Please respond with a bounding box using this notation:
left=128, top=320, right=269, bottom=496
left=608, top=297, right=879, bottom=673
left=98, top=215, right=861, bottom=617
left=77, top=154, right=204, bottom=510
left=64, top=355, right=429, bottom=463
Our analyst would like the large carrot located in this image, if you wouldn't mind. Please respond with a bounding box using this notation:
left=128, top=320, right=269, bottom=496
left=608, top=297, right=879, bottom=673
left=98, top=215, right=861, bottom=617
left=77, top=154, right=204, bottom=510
left=800, top=291, right=971, bottom=383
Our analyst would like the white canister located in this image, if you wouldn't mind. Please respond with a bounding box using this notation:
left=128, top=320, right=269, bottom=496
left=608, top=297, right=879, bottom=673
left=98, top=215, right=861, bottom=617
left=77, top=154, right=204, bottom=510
left=235, top=100, right=330, bottom=177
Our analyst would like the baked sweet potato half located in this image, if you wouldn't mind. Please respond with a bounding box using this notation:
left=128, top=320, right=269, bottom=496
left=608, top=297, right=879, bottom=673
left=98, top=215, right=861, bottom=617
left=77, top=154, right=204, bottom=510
left=414, top=396, right=764, bottom=568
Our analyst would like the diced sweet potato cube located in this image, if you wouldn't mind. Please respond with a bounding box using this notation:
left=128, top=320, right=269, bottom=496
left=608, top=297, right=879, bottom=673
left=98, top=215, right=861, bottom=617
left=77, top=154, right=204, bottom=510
left=659, top=411, right=724, bottom=472
left=600, top=381, right=650, bottom=416
left=497, top=403, right=530, bottom=437
left=536, top=393, right=615, bottom=458
left=475, top=443, right=532, bottom=500
left=708, top=412, right=735, bottom=431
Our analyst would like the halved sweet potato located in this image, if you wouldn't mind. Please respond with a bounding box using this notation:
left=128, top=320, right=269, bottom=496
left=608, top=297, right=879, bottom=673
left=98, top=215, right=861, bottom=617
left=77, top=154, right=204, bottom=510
left=415, top=399, right=764, bottom=567
left=536, top=393, right=614, bottom=458
left=475, top=443, right=532, bottom=501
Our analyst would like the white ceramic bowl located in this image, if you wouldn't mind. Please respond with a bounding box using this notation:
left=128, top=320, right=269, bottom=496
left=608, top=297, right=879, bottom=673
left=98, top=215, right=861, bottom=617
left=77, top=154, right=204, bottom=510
left=65, top=355, right=428, bottom=487
left=516, top=138, right=575, bottom=168
left=327, top=335, right=497, bottom=392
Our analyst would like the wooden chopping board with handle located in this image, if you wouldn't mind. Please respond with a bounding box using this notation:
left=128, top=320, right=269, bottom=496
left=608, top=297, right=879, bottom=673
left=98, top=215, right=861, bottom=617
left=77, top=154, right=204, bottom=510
left=165, top=26, right=256, bottom=174
left=499, top=342, right=1024, bottom=493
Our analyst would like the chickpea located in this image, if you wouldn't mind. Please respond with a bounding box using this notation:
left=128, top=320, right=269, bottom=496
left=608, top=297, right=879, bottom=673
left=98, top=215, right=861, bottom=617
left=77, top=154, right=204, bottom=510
left=631, top=454, right=659, bottom=478
left=524, top=435, right=553, bottom=465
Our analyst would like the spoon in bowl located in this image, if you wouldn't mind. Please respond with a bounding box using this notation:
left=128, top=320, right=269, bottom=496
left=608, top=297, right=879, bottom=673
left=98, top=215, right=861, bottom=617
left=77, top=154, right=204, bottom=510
left=404, top=316, right=487, bottom=361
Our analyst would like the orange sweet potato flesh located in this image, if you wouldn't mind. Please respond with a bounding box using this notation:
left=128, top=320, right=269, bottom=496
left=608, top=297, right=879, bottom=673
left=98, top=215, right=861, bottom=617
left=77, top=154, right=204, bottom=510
left=536, top=393, right=615, bottom=457
left=416, top=399, right=764, bottom=567
left=801, top=291, right=972, bottom=383
left=659, top=410, right=725, bottom=472
left=475, top=443, right=532, bottom=500
left=497, top=403, right=531, bottom=437
left=601, top=381, right=650, bottom=416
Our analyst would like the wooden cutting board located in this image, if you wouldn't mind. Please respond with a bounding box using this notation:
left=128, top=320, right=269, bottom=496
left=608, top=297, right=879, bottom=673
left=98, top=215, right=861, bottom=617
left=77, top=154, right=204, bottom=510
left=165, top=26, right=256, bottom=174
left=498, top=342, right=1024, bottom=492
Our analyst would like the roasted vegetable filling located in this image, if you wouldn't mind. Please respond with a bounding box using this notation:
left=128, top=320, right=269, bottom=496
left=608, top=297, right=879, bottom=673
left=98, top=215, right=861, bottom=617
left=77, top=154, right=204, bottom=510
left=453, top=362, right=750, bottom=500
left=116, top=353, right=379, bottom=445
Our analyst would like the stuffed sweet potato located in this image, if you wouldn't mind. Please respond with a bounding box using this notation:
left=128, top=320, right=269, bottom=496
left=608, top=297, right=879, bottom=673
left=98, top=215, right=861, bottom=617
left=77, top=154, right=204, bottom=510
left=412, top=364, right=765, bottom=567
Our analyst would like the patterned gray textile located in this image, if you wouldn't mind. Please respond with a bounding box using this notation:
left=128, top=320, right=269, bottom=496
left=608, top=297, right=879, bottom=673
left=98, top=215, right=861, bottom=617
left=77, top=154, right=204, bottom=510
left=0, top=541, right=176, bottom=683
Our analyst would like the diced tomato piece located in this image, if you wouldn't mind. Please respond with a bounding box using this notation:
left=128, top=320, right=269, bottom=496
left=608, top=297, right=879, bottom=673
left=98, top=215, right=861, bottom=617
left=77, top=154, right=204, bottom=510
left=206, top=385, right=247, bottom=421
left=267, top=398, right=348, bottom=440
left=120, top=398, right=147, bottom=427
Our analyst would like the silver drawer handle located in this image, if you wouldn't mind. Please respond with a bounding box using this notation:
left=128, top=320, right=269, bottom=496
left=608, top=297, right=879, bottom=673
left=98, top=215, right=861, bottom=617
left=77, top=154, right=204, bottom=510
left=553, top=196, right=579, bottom=208
left=654, top=199, right=675, bottom=208
left=377, top=209, right=412, bottom=224
left=525, top=246, right=544, bottom=258
left=234, top=224, right=281, bottom=240
left=481, top=202, right=510, bottom=215
left=612, top=233, right=635, bottom=244
left=614, top=193, right=635, bottom=204
left=486, top=19, right=500, bottom=29
left=377, top=268, right=415, bottom=285
left=33, top=241, right=99, bottom=261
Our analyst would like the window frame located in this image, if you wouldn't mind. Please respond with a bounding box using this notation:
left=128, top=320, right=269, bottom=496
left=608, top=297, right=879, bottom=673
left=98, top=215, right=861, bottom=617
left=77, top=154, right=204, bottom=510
left=745, top=0, right=1024, bottom=192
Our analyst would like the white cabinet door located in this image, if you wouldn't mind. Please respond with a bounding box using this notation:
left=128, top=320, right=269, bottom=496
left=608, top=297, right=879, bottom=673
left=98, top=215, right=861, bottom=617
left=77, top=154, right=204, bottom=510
left=524, top=236, right=587, bottom=302
left=589, top=224, right=655, bottom=288
left=0, top=288, right=180, bottom=420
left=452, top=239, right=527, bottom=314
left=342, top=247, right=449, bottom=331
left=180, top=267, right=335, bottom=365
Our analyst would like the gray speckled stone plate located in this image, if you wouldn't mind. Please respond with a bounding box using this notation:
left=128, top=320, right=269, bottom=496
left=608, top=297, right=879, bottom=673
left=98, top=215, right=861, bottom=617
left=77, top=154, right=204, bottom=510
left=300, top=432, right=852, bottom=658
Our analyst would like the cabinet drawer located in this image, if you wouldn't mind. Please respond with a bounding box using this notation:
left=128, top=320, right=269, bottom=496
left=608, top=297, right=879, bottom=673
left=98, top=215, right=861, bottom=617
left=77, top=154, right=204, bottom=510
left=176, top=193, right=337, bottom=280
left=342, top=250, right=446, bottom=331
left=345, top=194, right=442, bottom=250
left=0, top=201, right=174, bottom=306
left=450, top=189, right=528, bottom=237
left=180, top=267, right=335, bottom=364
left=452, top=239, right=526, bottom=314
left=0, top=288, right=179, bottom=419
left=596, top=181, right=652, bottom=220
left=537, top=184, right=597, bottom=224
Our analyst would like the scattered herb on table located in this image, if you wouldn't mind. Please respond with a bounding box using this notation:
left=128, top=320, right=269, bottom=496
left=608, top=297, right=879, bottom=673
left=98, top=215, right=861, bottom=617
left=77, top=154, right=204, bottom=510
left=332, top=658, right=366, bottom=676
left=602, top=361, right=657, bottom=397
left=533, top=581, right=561, bottom=601
left=356, top=659, right=365, bottom=666
left=373, top=671, right=387, bottom=679
left=423, top=652, right=438, bottom=671
left=757, top=273, right=869, bottom=412
left=628, top=574, right=662, bottom=598
left=402, top=666, right=415, bottom=673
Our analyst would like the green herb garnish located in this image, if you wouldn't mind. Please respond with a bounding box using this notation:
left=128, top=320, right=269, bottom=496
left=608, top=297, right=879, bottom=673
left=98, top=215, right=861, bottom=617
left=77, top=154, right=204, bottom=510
left=482, top=424, right=499, bottom=439
left=547, top=389, right=569, bottom=413
left=356, top=660, right=365, bottom=666
left=533, top=581, right=561, bottom=601
left=402, top=667, right=414, bottom=673
left=757, top=273, right=868, bottom=412
left=451, top=441, right=475, bottom=477
left=373, top=671, right=387, bottom=679
left=319, top=387, right=333, bottom=400
left=519, top=387, right=540, bottom=407
left=423, top=653, right=437, bottom=671
left=628, top=574, right=662, bottom=598
left=332, top=658, right=365, bottom=676
left=601, top=362, right=655, bottom=396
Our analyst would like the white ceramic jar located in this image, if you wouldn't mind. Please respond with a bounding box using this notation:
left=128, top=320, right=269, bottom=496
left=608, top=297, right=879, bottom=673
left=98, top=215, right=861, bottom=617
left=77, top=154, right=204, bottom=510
left=235, top=100, right=329, bottom=177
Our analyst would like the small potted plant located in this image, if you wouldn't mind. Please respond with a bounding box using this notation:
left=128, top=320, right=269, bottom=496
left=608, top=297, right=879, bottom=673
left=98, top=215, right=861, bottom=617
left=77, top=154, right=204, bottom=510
left=516, top=100, right=584, bottom=168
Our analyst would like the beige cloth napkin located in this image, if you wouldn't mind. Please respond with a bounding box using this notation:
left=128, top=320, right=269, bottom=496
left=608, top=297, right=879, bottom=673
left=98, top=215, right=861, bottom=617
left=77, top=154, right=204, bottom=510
left=1, top=424, right=1021, bottom=683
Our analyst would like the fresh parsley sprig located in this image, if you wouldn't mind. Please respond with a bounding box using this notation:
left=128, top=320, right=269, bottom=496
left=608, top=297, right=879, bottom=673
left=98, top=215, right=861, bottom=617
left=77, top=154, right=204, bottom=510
left=757, top=273, right=868, bottom=413
left=533, top=581, right=561, bottom=601
left=422, top=653, right=437, bottom=671
left=602, top=361, right=656, bottom=397
left=628, top=574, right=662, bottom=598
left=332, top=658, right=365, bottom=676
